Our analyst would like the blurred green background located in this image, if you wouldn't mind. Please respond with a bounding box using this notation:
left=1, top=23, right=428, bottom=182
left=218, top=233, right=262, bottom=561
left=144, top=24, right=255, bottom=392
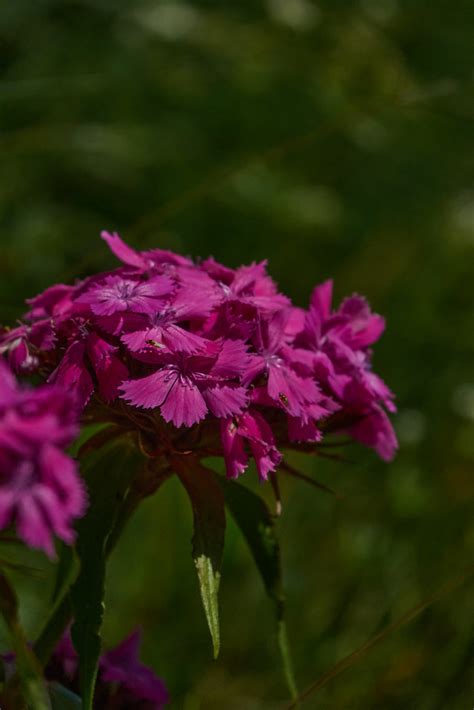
left=1, top=1, right=473, bottom=707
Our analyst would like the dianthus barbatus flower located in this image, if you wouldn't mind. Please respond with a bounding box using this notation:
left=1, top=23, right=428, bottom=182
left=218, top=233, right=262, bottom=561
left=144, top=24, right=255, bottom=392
left=121, top=340, right=249, bottom=427
left=0, top=230, right=397, bottom=481
left=294, top=280, right=398, bottom=461
left=76, top=273, right=174, bottom=316
left=0, top=361, right=86, bottom=557
left=221, top=410, right=282, bottom=480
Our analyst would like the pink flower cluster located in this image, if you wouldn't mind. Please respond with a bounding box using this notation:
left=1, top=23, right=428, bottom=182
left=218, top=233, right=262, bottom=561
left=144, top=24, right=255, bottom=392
left=0, top=231, right=397, bottom=482
left=46, top=628, right=169, bottom=708
left=0, top=360, right=85, bottom=556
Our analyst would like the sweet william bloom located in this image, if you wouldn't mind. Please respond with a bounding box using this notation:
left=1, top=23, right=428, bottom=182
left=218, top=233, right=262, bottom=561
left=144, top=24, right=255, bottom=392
left=0, top=324, right=38, bottom=373
left=0, top=231, right=398, bottom=479
left=295, top=280, right=397, bottom=461
left=25, top=283, right=76, bottom=320
left=76, top=273, right=174, bottom=316
left=349, top=404, right=398, bottom=463
left=201, top=259, right=290, bottom=341
left=221, top=410, right=282, bottom=480
left=202, top=257, right=290, bottom=312
left=0, top=319, right=56, bottom=374
left=118, top=285, right=214, bottom=354
left=48, top=331, right=130, bottom=408
left=121, top=340, right=249, bottom=427
left=0, top=361, right=86, bottom=557
left=102, top=229, right=192, bottom=271
left=242, top=310, right=331, bottom=422
left=49, top=341, right=94, bottom=408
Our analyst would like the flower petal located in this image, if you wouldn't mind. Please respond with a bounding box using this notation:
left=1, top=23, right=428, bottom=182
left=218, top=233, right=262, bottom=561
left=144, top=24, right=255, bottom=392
left=160, top=376, right=208, bottom=428
left=203, top=385, right=248, bottom=418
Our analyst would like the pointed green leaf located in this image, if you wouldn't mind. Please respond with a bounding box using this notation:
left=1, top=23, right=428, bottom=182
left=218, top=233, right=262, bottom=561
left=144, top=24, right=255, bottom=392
left=70, top=437, right=144, bottom=710
left=173, top=456, right=226, bottom=659
left=218, top=477, right=298, bottom=699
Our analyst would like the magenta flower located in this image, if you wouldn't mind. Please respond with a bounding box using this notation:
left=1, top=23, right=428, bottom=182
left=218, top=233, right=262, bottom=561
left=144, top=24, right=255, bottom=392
left=121, top=341, right=248, bottom=427
left=118, top=286, right=214, bottom=354
left=0, top=231, right=398, bottom=481
left=102, top=229, right=192, bottom=270
left=221, top=410, right=282, bottom=480
left=295, top=280, right=398, bottom=461
left=47, top=327, right=130, bottom=408
left=0, top=319, right=56, bottom=374
left=202, top=257, right=289, bottom=312
left=49, top=341, right=94, bottom=408
left=242, top=310, right=330, bottom=421
left=26, top=283, right=76, bottom=321
left=0, top=361, right=86, bottom=557
left=76, top=274, right=174, bottom=317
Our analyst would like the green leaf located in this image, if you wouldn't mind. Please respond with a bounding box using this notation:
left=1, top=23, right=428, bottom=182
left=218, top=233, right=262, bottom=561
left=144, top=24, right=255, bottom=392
left=35, top=439, right=161, bottom=670
left=172, top=456, right=226, bottom=659
left=35, top=427, right=126, bottom=667
left=218, top=477, right=298, bottom=700
left=70, top=437, right=144, bottom=710
left=35, top=544, right=77, bottom=675
left=0, top=573, right=51, bottom=709
left=51, top=544, right=78, bottom=605
left=49, top=682, right=82, bottom=709
left=34, top=595, right=73, bottom=669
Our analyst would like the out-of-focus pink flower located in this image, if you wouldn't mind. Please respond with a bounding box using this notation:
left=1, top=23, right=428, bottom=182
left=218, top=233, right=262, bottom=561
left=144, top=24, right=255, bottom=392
left=0, top=361, right=86, bottom=557
left=46, top=627, right=169, bottom=709
left=100, top=629, right=169, bottom=708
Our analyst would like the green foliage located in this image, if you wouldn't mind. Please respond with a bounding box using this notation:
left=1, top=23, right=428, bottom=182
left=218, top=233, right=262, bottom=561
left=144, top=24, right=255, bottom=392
left=219, top=477, right=283, bottom=607
left=70, top=437, right=144, bottom=710
left=219, top=476, right=298, bottom=699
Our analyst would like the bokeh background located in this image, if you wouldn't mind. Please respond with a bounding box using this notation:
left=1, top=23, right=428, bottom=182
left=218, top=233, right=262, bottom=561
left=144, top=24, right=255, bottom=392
left=1, top=1, right=473, bottom=708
